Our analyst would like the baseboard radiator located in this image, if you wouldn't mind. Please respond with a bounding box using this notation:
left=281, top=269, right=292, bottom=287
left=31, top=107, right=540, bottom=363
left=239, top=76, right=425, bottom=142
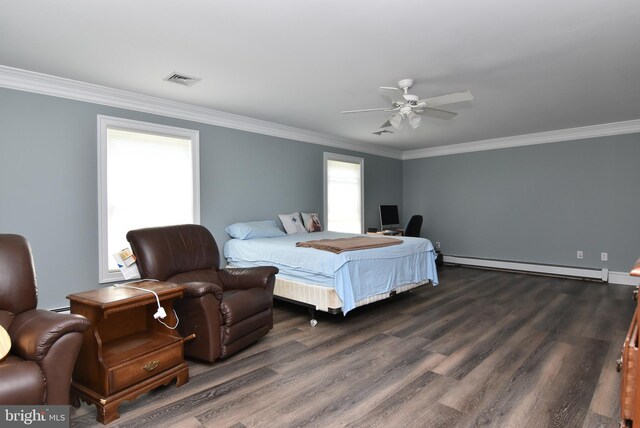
left=444, top=255, right=609, bottom=282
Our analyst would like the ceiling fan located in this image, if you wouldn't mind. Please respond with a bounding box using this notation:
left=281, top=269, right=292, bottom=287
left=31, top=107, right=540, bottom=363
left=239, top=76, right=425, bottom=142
left=341, top=78, right=473, bottom=131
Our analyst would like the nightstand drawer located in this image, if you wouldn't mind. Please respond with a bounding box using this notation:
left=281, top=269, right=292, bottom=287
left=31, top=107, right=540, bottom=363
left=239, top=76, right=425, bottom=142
left=108, top=341, right=183, bottom=394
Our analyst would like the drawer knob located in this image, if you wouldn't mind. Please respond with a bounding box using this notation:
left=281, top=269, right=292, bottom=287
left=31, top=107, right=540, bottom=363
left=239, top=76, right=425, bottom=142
left=143, top=360, right=160, bottom=372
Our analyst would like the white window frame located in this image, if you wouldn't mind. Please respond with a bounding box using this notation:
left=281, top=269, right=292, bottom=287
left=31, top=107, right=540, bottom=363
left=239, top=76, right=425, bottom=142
left=323, top=152, right=364, bottom=234
left=97, top=115, right=200, bottom=283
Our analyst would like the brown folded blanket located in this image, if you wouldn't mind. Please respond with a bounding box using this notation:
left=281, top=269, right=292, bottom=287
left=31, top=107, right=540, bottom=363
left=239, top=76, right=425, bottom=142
left=296, top=236, right=402, bottom=254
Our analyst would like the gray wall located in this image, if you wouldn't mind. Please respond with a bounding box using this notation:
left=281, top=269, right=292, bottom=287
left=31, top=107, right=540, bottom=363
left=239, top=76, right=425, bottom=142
left=0, top=88, right=403, bottom=309
left=403, top=134, right=640, bottom=272
left=4, top=84, right=637, bottom=309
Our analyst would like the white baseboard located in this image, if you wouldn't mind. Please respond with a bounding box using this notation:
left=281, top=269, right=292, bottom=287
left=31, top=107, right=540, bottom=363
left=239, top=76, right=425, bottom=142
left=609, top=271, right=640, bottom=286
left=443, top=255, right=638, bottom=286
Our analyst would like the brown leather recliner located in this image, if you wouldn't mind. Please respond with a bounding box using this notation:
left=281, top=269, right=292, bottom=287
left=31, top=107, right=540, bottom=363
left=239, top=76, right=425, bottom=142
left=126, top=224, right=278, bottom=362
left=0, top=234, right=90, bottom=405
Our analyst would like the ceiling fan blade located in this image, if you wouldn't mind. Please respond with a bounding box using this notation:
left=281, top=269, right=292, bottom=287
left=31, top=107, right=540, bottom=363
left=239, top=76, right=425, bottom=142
left=389, top=112, right=404, bottom=129
left=380, top=119, right=393, bottom=128
left=341, top=107, right=394, bottom=114
left=419, top=90, right=474, bottom=108
left=379, top=87, right=406, bottom=105
left=418, top=107, right=458, bottom=120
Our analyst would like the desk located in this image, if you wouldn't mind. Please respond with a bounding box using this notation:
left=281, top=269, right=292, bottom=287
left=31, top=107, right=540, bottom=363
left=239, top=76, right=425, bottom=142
left=367, top=229, right=404, bottom=236
left=68, top=282, right=189, bottom=424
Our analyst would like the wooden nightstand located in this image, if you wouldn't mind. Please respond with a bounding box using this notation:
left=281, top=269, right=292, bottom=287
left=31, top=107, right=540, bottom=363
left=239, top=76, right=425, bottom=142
left=68, top=282, right=189, bottom=424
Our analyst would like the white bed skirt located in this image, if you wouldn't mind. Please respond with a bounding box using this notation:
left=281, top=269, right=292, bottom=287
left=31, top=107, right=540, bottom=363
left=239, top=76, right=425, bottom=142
left=273, top=276, right=431, bottom=313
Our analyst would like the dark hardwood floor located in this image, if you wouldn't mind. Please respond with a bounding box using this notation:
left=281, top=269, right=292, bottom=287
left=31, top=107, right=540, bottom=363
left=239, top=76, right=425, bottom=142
left=70, top=267, right=635, bottom=427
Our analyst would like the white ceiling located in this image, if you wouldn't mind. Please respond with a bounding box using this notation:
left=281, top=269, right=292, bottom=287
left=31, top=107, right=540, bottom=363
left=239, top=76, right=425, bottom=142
left=1, top=0, right=640, bottom=153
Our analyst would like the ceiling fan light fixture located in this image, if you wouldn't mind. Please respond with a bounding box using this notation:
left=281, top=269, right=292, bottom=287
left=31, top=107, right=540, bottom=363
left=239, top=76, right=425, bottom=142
left=389, top=113, right=404, bottom=129
left=407, top=111, right=422, bottom=129
left=341, top=78, right=472, bottom=135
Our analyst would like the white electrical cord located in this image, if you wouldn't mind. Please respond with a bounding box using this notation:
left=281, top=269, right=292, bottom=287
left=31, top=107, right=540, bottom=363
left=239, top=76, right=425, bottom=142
left=114, top=281, right=179, bottom=330
left=157, top=312, right=179, bottom=330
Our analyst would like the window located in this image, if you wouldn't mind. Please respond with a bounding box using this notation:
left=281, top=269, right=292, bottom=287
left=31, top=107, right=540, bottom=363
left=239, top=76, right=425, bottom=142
left=324, top=153, right=364, bottom=233
left=98, top=116, right=200, bottom=282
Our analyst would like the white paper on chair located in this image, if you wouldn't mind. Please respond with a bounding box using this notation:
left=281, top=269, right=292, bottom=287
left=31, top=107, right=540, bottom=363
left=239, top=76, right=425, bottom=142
left=112, top=248, right=141, bottom=279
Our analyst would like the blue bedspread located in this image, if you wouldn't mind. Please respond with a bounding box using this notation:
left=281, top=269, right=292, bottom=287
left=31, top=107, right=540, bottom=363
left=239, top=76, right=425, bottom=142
left=224, top=231, right=438, bottom=314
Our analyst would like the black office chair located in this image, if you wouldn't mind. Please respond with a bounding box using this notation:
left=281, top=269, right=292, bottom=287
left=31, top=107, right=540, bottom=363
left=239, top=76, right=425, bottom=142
left=404, top=215, right=423, bottom=237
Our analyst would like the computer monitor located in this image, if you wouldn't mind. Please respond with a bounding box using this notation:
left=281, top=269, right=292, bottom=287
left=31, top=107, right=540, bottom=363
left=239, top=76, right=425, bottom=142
left=379, top=205, right=400, bottom=230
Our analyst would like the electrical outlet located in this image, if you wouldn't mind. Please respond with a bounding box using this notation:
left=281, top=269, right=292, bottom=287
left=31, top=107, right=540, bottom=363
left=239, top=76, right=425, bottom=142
left=601, top=252, right=608, bottom=261
left=435, top=242, right=441, bottom=250
left=577, top=250, right=584, bottom=259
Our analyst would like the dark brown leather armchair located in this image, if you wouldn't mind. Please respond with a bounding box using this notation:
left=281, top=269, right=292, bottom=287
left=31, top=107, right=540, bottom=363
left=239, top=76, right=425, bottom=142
left=126, top=224, right=278, bottom=362
left=0, top=234, right=90, bottom=405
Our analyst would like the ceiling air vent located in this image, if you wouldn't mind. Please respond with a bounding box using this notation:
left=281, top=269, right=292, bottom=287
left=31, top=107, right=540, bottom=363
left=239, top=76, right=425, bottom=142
left=163, top=72, right=201, bottom=87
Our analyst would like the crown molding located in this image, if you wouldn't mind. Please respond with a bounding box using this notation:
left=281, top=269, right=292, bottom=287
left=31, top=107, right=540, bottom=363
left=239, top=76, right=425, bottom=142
left=3, top=65, right=639, bottom=162
left=0, top=65, right=403, bottom=160
left=402, top=119, right=640, bottom=160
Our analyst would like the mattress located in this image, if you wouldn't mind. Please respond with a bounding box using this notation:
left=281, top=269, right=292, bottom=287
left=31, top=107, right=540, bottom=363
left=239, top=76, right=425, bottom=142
left=224, top=231, right=438, bottom=314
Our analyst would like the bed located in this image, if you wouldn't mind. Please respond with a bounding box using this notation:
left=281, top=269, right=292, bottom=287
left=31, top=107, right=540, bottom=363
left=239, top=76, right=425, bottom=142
left=224, top=231, right=438, bottom=324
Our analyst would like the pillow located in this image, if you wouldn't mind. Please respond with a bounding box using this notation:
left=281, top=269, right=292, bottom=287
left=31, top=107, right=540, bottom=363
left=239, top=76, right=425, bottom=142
left=225, top=220, right=286, bottom=240
left=301, top=212, right=323, bottom=232
left=278, top=212, right=308, bottom=234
